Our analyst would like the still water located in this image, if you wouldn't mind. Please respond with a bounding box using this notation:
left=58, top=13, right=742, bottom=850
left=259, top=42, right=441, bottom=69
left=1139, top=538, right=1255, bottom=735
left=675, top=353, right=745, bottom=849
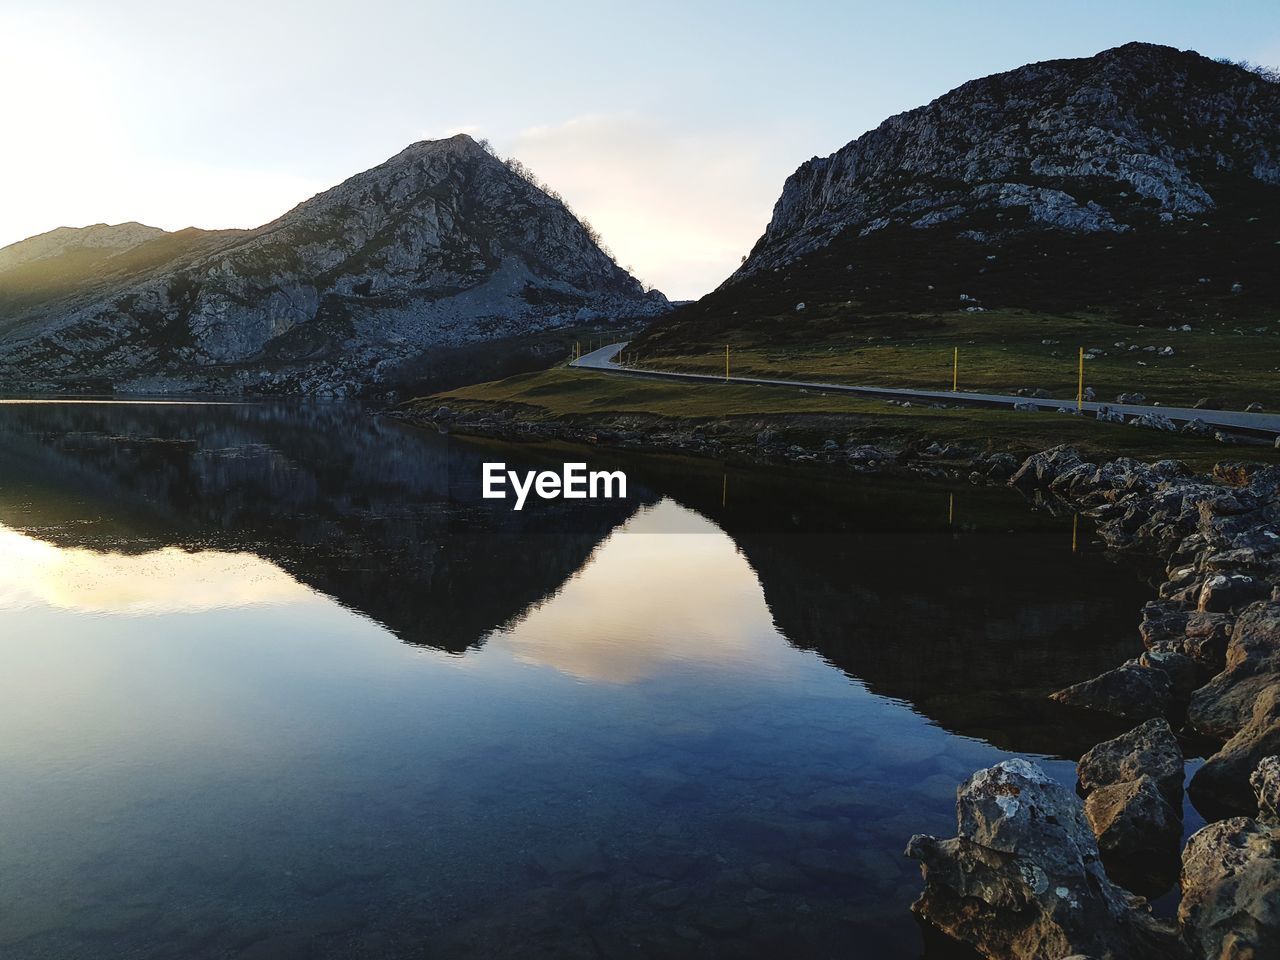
left=0, top=402, right=1156, bottom=959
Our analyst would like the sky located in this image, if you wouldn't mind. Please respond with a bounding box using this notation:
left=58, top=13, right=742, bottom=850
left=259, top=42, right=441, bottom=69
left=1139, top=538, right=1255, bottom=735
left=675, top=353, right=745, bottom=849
left=1, top=1, right=1277, bottom=300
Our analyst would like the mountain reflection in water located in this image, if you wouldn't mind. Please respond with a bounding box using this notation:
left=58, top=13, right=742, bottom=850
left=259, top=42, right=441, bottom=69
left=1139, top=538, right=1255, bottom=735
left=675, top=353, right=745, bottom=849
left=0, top=401, right=1156, bottom=960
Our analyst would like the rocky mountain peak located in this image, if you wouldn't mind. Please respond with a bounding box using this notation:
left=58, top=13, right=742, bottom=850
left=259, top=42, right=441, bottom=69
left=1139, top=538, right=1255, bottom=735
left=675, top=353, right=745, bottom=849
left=0, top=137, right=667, bottom=396
left=735, top=42, right=1280, bottom=280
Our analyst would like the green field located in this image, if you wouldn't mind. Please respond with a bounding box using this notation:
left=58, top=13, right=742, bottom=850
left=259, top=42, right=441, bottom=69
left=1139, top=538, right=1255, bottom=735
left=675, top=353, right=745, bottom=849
left=423, top=364, right=1280, bottom=470
left=625, top=308, right=1280, bottom=410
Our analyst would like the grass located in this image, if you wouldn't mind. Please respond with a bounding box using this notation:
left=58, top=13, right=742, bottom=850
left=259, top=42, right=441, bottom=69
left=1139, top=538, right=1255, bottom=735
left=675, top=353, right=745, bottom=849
left=625, top=308, right=1280, bottom=410
left=424, top=364, right=1280, bottom=471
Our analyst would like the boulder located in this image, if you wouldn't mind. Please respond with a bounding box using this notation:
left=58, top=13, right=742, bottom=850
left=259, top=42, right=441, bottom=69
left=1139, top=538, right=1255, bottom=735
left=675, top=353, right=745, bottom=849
left=1138, top=649, right=1199, bottom=703
left=1252, top=756, right=1280, bottom=823
left=1139, top=601, right=1190, bottom=649
left=1198, top=574, right=1270, bottom=613
left=1009, top=444, right=1082, bottom=490
left=1188, top=602, right=1280, bottom=739
left=1183, top=612, right=1235, bottom=673
left=1190, top=683, right=1280, bottom=816
left=1130, top=413, right=1177, bottom=432
left=1050, top=659, right=1173, bottom=721
left=1077, top=718, right=1184, bottom=805
left=1179, top=817, right=1280, bottom=960
left=906, top=759, right=1183, bottom=960
left=985, top=452, right=1020, bottom=481
left=1083, top=775, right=1181, bottom=864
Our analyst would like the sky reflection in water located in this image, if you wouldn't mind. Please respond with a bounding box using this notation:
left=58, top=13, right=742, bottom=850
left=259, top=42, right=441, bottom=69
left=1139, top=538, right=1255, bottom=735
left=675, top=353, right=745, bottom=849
left=0, top=402, right=1157, bottom=959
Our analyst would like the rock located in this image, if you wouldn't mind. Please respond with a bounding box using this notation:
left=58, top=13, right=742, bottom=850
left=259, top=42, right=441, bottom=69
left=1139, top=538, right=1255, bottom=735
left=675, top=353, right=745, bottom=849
left=1009, top=444, right=1082, bottom=489
left=1179, top=817, right=1280, bottom=960
left=1184, top=612, right=1235, bottom=672
left=985, top=452, right=1020, bottom=481
left=906, top=759, right=1182, bottom=960
left=1130, top=413, right=1177, bottom=432
left=1050, top=659, right=1173, bottom=721
left=1095, top=405, right=1126, bottom=423
left=1139, top=602, right=1190, bottom=649
left=1084, top=387, right=1097, bottom=401
left=1116, top=392, right=1148, bottom=404
left=1138, top=649, right=1199, bottom=702
left=1181, top=417, right=1212, bottom=436
left=1252, top=756, right=1280, bottom=822
left=694, top=905, right=754, bottom=935
left=1083, top=775, right=1181, bottom=863
left=533, top=840, right=610, bottom=880
left=1198, top=574, right=1269, bottom=613
left=1246, top=402, right=1264, bottom=413
left=1190, top=683, right=1280, bottom=816
left=1014, top=401, right=1039, bottom=412
left=1076, top=720, right=1184, bottom=892
left=746, top=861, right=811, bottom=892
left=1077, top=718, right=1184, bottom=805
left=792, top=848, right=860, bottom=883
left=1188, top=602, right=1280, bottom=738
left=847, top=443, right=895, bottom=465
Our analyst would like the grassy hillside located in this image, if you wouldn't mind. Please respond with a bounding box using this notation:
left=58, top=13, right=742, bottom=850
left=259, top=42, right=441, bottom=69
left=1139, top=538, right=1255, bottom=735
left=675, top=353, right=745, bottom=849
left=628, top=206, right=1280, bottom=409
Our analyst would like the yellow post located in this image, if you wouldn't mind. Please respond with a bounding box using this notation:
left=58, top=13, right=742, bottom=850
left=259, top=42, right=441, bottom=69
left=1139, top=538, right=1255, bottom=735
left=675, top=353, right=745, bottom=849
left=722, top=474, right=727, bottom=507
left=725, top=344, right=730, bottom=382
left=1077, top=347, right=1084, bottom=412
left=952, top=347, right=958, bottom=392
left=948, top=492, right=955, bottom=525
left=1072, top=513, right=1079, bottom=553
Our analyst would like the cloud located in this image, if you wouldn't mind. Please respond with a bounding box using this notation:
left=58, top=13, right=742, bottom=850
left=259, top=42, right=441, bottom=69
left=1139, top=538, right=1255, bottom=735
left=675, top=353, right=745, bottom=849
left=0, top=529, right=311, bottom=615
left=501, top=114, right=799, bottom=300
left=491, top=499, right=789, bottom=684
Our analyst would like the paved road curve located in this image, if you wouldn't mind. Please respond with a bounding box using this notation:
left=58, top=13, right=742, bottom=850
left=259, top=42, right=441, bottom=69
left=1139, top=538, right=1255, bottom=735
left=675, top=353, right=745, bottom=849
left=570, top=342, right=1280, bottom=441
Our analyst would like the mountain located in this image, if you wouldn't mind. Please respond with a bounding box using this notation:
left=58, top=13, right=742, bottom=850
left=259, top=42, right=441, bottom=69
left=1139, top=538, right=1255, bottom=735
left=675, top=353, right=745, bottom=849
left=635, top=43, right=1280, bottom=351
left=0, top=135, right=667, bottom=397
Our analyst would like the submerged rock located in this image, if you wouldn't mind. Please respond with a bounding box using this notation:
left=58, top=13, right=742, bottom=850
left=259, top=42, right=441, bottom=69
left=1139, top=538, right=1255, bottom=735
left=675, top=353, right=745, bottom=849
left=906, top=759, right=1182, bottom=960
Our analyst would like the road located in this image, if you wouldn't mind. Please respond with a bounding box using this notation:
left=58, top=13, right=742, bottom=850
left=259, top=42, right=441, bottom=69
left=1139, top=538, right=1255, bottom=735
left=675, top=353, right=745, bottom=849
left=570, top=342, right=1280, bottom=440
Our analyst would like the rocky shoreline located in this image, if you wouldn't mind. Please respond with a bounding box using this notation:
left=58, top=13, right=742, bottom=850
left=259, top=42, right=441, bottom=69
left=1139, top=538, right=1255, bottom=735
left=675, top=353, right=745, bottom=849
left=396, top=405, right=1280, bottom=959
left=911, top=447, right=1280, bottom=959
left=390, top=404, right=1028, bottom=483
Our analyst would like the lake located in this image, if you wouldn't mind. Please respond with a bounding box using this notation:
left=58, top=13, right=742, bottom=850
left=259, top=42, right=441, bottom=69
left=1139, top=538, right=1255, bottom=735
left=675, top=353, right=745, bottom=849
left=0, top=400, right=1159, bottom=959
